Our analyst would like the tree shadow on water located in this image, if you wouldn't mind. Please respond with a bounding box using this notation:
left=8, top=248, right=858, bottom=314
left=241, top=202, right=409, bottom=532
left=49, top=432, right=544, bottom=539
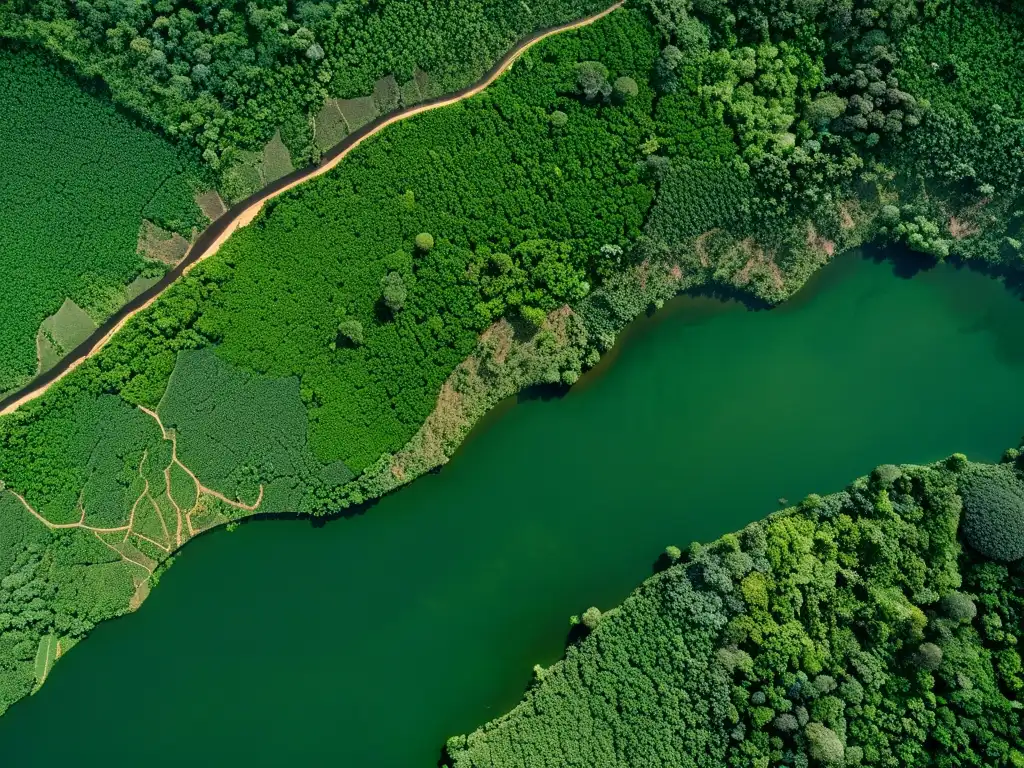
left=860, top=242, right=938, bottom=279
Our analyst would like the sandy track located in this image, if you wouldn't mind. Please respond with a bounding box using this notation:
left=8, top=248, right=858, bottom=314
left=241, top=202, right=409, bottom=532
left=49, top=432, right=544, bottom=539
left=0, top=3, right=624, bottom=418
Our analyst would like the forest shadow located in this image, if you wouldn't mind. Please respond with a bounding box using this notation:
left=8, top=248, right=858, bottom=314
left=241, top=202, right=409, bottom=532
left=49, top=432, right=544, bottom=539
left=683, top=279, right=773, bottom=311
left=860, top=241, right=939, bottom=279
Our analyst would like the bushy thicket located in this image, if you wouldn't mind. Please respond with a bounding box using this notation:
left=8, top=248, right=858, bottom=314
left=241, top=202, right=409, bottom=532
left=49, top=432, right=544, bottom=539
left=0, top=0, right=610, bottom=175
left=959, top=463, right=1024, bottom=563
left=445, top=458, right=1024, bottom=767
left=0, top=47, right=206, bottom=395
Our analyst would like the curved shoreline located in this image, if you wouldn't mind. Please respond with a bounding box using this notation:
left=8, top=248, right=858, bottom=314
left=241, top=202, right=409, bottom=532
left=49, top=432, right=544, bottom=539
left=0, top=2, right=624, bottom=417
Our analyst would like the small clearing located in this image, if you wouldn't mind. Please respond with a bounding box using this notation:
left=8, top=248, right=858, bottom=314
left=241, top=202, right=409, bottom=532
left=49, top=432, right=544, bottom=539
left=136, top=220, right=190, bottom=265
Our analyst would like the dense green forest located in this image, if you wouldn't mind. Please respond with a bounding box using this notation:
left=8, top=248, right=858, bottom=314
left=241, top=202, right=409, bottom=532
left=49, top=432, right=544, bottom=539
left=0, top=47, right=207, bottom=397
left=0, top=0, right=611, bottom=193
left=444, top=449, right=1024, bottom=767
left=1, top=0, right=1024, bottom=717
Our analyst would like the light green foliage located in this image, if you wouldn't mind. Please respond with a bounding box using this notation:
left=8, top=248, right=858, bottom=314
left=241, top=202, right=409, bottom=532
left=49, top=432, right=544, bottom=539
left=0, top=49, right=205, bottom=394
left=337, top=319, right=365, bottom=347
left=380, top=272, right=409, bottom=314
left=157, top=348, right=352, bottom=513
left=36, top=299, right=98, bottom=374
left=446, top=458, right=1024, bottom=767
left=415, top=233, right=435, bottom=252
left=613, top=75, right=639, bottom=100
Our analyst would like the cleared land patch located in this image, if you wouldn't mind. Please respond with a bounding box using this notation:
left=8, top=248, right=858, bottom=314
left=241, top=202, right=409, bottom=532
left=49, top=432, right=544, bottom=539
left=136, top=220, right=190, bottom=266
left=35, top=299, right=97, bottom=374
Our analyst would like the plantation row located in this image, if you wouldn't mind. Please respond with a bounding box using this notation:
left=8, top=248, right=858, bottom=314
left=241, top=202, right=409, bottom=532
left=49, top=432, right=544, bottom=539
left=1, top=0, right=1023, bottom=715
left=445, top=452, right=1024, bottom=767
left=0, top=47, right=207, bottom=395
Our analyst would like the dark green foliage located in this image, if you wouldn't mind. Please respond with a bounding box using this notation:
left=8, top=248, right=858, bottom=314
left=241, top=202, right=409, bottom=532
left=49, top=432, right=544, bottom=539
left=645, top=159, right=753, bottom=244
left=942, top=591, right=977, bottom=624
left=157, top=348, right=352, bottom=512
left=0, top=47, right=205, bottom=395
left=960, top=464, right=1024, bottom=562
left=0, top=0, right=611, bottom=174
left=447, top=459, right=1024, bottom=767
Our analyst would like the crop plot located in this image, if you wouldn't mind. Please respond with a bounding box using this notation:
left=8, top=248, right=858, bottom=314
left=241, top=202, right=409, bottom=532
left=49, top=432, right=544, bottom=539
left=136, top=220, right=190, bottom=266
left=314, top=100, right=350, bottom=152
left=260, top=131, right=295, bottom=185
left=337, top=96, right=380, bottom=132
left=157, top=348, right=352, bottom=515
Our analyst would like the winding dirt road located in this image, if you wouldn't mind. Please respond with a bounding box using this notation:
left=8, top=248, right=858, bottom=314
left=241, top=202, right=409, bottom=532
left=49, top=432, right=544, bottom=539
left=0, top=2, right=624, bottom=418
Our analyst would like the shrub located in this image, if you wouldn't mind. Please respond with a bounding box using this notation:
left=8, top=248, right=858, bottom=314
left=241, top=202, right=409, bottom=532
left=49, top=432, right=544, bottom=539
left=380, top=272, right=408, bottom=313
left=806, top=722, right=845, bottom=765
left=338, top=319, right=365, bottom=346
left=581, top=606, right=603, bottom=630
left=613, top=76, right=639, bottom=101
left=941, top=591, right=977, bottom=623
left=960, top=465, right=1024, bottom=562
left=576, top=61, right=611, bottom=100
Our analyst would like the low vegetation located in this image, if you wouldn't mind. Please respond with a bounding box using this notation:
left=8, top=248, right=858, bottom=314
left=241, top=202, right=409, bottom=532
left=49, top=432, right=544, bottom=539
left=444, top=450, right=1024, bottom=767
left=0, top=47, right=206, bottom=395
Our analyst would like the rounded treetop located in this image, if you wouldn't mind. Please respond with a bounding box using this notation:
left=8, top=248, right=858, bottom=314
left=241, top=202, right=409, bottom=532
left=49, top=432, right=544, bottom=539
left=415, top=232, right=434, bottom=251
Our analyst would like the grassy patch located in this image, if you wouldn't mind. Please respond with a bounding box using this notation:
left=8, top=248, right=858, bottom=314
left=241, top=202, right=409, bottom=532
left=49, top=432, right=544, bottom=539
left=372, top=75, right=401, bottom=114
left=31, top=635, right=56, bottom=693
left=35, top=298, right=97, bottom=374
left=123, top=274, right=162, bottom=303
left=314, top=100, right=349, bottom=153
left=336, top=96, right=380, bottom=132
left=260, top=130, right=295, bottom=185
left=136, top=220, right=190, bottom=265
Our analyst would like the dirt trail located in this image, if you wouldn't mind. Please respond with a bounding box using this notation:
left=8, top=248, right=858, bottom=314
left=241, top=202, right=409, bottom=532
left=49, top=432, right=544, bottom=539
left=0, top=2, right=624, bottom=418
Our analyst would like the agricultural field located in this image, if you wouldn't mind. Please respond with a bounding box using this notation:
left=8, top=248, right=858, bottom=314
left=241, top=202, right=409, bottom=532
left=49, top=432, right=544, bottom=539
left=0, top=47, right=207, bottom=396
left=1, top=0, right=1023, bottom=721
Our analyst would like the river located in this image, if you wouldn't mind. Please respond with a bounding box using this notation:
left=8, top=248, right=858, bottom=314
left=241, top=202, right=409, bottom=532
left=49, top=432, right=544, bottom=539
left=1, top=250, right=1023, bottom=765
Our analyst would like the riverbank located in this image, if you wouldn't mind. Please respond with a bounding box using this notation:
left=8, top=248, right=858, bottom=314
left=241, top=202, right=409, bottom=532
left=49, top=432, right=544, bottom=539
left=0, top=1, right=623, bottom=417
left=2, top=252, right=1021, bottom=765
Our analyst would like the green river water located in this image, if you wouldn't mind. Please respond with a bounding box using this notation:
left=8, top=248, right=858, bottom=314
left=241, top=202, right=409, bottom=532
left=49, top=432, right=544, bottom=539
left=2, top=251, right=1024, bottom=765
